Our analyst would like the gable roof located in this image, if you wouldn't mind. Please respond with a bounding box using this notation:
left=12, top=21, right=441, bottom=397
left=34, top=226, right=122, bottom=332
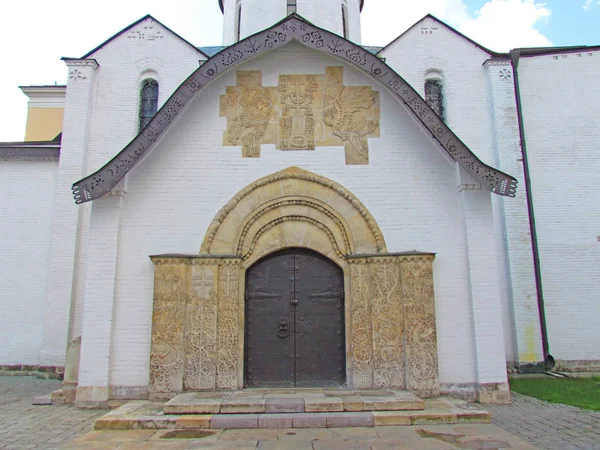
left=80, top=14, right=209, bottom=59
left=71, top=13, right=517, bottom=204
left=377, top=14, right=503, bottom=57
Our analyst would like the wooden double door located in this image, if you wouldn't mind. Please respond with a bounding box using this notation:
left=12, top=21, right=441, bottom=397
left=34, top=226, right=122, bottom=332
left=244, top=249, right=346, bottom=388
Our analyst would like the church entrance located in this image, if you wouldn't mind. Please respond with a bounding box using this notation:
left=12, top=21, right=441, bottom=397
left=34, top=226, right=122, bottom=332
left=244, top=249, right=346, bottom=388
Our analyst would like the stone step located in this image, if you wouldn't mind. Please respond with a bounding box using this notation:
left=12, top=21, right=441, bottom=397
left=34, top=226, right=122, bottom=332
left=163, top=390, right=425, bottom=414
left=93, top=398, right=491, bottom=431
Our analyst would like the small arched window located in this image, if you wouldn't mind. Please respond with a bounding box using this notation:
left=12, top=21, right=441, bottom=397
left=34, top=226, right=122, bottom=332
left=341, top=4, right=349, bottom=38
left=236, top=3, right=242, bottom=42
left=287, top=0, right=297, bottom=15
left=425, top=79, right=444, bottom=122
left=139, top=79, right=159, bottom=131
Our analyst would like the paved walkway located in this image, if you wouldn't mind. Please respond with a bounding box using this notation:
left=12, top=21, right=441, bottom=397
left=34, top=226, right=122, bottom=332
left=0, top=377, right=103, bottom=450
left=486, top=392, right=600, bottom=450
left=0, top=376, right=599, bottom=449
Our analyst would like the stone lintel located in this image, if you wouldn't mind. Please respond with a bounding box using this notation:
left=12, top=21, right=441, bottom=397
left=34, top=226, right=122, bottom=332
left=150, top=254, right=241, bottom=265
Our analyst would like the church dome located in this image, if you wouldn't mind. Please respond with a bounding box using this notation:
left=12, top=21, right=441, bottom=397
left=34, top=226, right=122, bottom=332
left=220, top=0, right=363, bottom=46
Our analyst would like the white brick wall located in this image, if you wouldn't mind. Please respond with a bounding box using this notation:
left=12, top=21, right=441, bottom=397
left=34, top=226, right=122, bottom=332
left=517, top=50, right=600, bottom=363
left=0, top=159, right=57, bottom=365
left=84, top=42, right=510, bottom=391
left=485, top=60, right=542, bottom=366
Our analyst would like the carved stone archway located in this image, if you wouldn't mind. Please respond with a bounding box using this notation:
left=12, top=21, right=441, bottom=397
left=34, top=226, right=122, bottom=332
left=201, top=166, right=386, bottom=263
left=149, top=168, right=440, bottom=399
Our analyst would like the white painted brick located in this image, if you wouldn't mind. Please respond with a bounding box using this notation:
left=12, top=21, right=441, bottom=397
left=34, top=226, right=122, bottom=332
left=0, top=160, right=58, bottom=365
left=517, top=50, right=600, bottom=362
left=102, top=43, right=500, bottom=389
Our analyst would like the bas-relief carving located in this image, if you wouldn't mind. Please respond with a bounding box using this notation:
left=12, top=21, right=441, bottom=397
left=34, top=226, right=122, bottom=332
left=348, top=256, right=438, bottom=396
left=149, top=264, right=187, bottom=397
left=220, top=67, right=380, bottom=165
left=149, top=170, right=438, bottom=397
left=150, top=259, right=242, bottom=397
left=149, top=254, right=439, bottom=397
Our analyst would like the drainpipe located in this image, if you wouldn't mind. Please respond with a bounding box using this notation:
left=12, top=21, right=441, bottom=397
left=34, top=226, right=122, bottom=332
left=509, top=50, right=554, bottom=371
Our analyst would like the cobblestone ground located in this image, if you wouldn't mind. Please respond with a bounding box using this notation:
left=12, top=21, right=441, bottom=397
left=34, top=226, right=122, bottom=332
left=0, top=377, right=104, bottom=450
left=1, top=377, right=599, bottom=449
left=486, top=392, right=600, bottom=450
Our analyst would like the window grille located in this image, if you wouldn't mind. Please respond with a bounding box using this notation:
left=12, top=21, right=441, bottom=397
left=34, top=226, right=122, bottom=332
left=287, top=0, right=296, bottom=15
left=139, top=79, right=159, bottom=131
left=425, top=79, right=444, bottom=121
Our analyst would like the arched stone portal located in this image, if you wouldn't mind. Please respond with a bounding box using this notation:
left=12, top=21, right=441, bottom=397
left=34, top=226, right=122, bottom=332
left=149, top=167, right=440, bottom=398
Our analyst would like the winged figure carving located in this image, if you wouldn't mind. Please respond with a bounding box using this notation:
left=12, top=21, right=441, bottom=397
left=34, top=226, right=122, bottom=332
left=323, top=84, right=379, bottom=163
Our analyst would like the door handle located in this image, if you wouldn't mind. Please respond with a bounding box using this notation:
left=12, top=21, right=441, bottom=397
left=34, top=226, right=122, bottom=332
left=278, top=317, right=290, bottom=339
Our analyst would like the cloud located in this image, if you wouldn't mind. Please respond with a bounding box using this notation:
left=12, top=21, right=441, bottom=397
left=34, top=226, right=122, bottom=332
left=583, top=0, right=600, bottom=9
left=361, top=0, right=552, bottom=52
left=459, top=0, right=552, bottom=51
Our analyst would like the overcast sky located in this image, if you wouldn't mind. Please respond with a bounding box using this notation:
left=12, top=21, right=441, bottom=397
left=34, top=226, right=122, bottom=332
left=1, top=0, right=599, bottom=141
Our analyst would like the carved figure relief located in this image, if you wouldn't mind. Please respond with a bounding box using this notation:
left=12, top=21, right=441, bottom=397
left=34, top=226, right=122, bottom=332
left=323, top=67, right=379, bottom=164
left=222, top=71, right=273, bottom=157
left=220, top=67, right=380, bottom=164
left=279, top=74, right=318, bottom=150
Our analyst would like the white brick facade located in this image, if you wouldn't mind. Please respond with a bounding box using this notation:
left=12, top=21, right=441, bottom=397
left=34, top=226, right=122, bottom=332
left=2, top=9, right=599, bottom=405
left=0, top=159, right=58, bottom=365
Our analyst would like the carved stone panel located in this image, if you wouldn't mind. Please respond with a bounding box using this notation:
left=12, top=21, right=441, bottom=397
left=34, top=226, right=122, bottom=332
left=402, top=257, right=440, bottom=397
left=348, top=254, right=438, bottom=395
left=149, top=253, right=438, bottom=398
left=349, top=264, right=374, bottom=389
left=216, top=263, right=241, bottom=390
left=185, top=264, right=219, bottom=390
left=150, top=257, right=242, bottom=397
left=371, top=260, right=404, bottom=389
left=149, top=263, right=187, bottom=398
left=220, top=67, right=380, bottom=164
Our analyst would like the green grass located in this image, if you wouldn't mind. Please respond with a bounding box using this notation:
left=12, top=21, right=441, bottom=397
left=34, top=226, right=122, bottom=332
left=509, top=376, right=600, bottom=411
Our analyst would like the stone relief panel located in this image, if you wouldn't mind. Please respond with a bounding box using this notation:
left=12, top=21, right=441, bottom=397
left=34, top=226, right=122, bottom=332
left=349, top=263, right=374, bottom=389
left=184, top=264, right=219, bottom=390
left=149, top=263, right=187, bottom=398
left=402, top=257, right=440, bottom=397
left=371, top=259, right=405, bottom=389
left=220, top=67, right=380, bottom=165
left=150, top=258, right=243, bottom=397
left=348, top=254, right=438, bottom=395
left=216, top=262, right=241, bottom=390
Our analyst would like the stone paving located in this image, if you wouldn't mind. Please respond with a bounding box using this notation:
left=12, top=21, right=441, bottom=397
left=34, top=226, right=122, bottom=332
left=486, top=392, right=600, bottom=450
left=62, top=424, right=538, bottom=449
left=0, top=377, right=104, bottom=450
left=1, top=376, right=599, bottom=449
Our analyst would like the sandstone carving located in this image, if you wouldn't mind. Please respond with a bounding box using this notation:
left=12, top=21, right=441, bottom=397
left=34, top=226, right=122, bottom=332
left=149, top=172, right=438, bottom=398
left=220, top=67, right=380, bottom=164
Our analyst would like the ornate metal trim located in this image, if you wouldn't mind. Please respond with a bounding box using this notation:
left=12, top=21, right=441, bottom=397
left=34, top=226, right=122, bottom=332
left=72, top=14, right=517, bottom=204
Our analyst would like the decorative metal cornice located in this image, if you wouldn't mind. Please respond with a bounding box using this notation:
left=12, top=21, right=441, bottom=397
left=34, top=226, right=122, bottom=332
left=72, top=14, right=517, bottom=204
